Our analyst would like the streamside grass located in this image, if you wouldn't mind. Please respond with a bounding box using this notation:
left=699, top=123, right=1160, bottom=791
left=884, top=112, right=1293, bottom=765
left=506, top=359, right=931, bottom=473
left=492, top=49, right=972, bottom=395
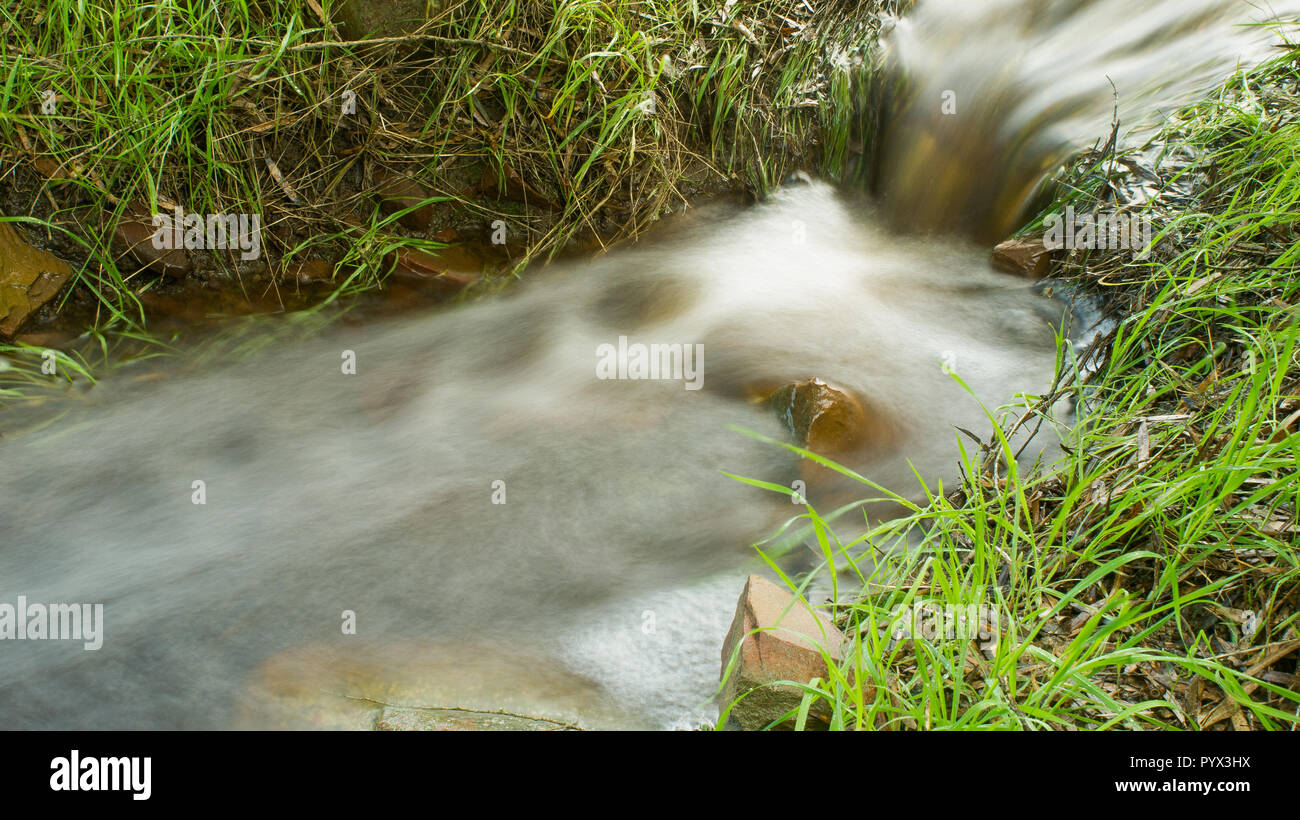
left=733, top=48, right=1300, bottom=731
left=0, top=0, right=882, bottom=309
left=1, top=0, right=885, bottom=410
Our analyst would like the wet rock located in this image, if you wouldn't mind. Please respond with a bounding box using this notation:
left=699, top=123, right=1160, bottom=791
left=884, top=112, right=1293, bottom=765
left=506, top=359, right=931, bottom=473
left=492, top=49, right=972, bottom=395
left=233, top=641, right=630, bottom=730
left=991, top=237, right=1054, bottom=279
left=770, top=378, right=888, bottom=457
left=375, top=707, right=578, bottom=731
left=280, top=259, right=337, bottom=285
left=13, top=329, right=77, bottom=349
left=374, top=168, right=435, bottom=231
left=336, top=0, right=439, bottom=38
left=390, top=247, right=442, bottom=280
left=0, top=221, right=74, bottom=339
left=113, top=206, right=191, bottom=278
left=389, top=247, right=480, bottom=295
left=768, top=379, right=899, bottom=499
left=719, top=574, right=846, bottom=730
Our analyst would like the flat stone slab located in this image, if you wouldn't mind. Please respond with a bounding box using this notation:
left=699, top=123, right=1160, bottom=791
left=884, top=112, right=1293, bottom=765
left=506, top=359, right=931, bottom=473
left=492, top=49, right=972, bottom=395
left=232, top=640, right=631, bottom=730
left=375, top=706, right=579, bottom=731
left=0, top=221, right=73, bottom=339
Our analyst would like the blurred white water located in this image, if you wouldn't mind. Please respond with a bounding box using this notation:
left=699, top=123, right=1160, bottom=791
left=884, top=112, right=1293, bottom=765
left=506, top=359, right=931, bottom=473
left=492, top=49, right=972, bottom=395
left=1, top=0, right=1295, bottom=730
left=0, top=182, right=1067, bottom=729
left=876, top=0, right=1300, bottom=240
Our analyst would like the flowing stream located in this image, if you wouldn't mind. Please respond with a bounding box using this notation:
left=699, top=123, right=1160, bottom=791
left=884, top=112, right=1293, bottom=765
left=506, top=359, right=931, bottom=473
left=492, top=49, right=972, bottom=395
left=1, top=0, right=1295, bottom=729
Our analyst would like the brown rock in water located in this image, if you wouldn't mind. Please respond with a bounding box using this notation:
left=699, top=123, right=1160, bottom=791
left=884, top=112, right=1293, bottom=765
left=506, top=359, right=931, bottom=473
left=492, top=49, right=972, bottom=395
left=991, top=237, right=1054, bottom=279
left=113, top=206, right=191, bottom=278
left=0, top=221, right=74, bottom=339
left=719, top=574, right=846, bottom=730
left=771, top=378, right=877, bottom=456
left=280, top=259, right=337, bottom=285
left=14, top=329, right=77, bottom=349
left=768, top=378, right=900, bottom=495
left=233, top=641, right=629, bottom=730
left=374, top=707, right=577, bottom=731
left=389, top=247, right=480, bottom=296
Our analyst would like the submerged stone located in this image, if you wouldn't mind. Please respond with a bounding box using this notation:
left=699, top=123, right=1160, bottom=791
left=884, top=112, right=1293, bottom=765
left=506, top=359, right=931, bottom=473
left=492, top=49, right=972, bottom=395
left=232, top=641, right=630, bottom=730
left=388, top=246, right=480, bottom=296
left=375, top=707, right=578, bottom=731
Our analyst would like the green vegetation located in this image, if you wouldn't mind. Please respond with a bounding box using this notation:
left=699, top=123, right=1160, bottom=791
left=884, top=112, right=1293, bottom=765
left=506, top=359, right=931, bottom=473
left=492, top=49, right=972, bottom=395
left=0, top=0, right=879, bottom=308
left=749, top=49, right=1300, bottom=730
left=1, top=0, right=885, bottom=410
left=4, top=3, right=1295, bottom=731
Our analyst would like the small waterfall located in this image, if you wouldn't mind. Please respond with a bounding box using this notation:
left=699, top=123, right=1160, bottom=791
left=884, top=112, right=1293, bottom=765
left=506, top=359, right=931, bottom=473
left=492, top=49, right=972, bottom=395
left=874, top=0, right=1299, bottom=241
